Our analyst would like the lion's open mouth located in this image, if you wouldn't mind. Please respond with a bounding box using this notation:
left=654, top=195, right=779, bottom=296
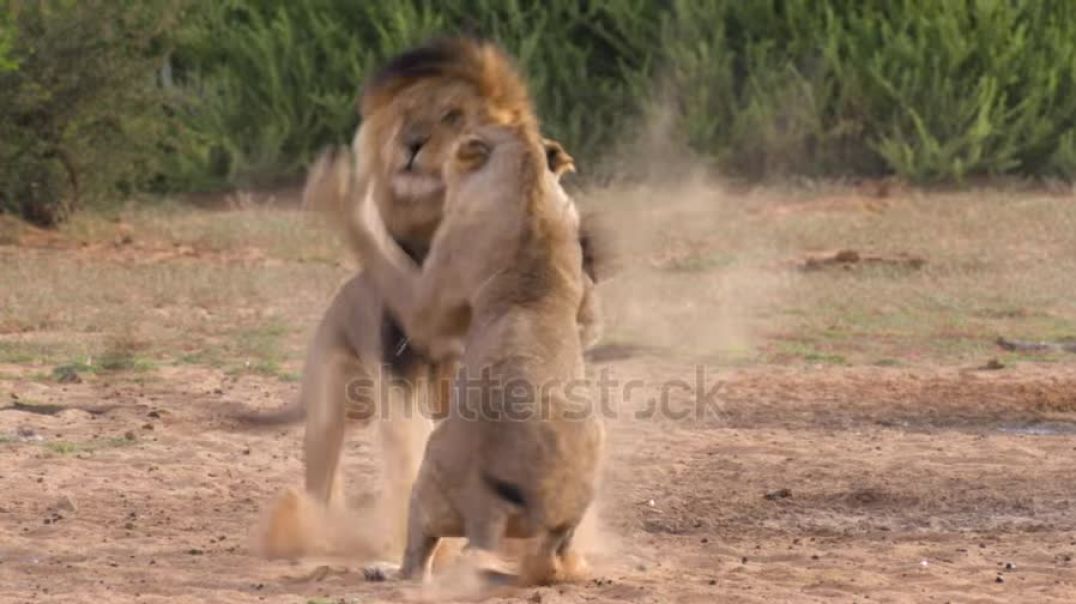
left=391, top=173, right=444, bottom=200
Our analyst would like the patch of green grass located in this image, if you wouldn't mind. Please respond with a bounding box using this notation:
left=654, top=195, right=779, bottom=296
left=873, top=358, right=902, bottom=367
left=44, top=436, right=135, bottom=456
left=770, top=340, right=848, bottom=365
left=45, top=441, right=81, bottom=455
left=96, top=350, right=157, bottom=373
left=231, top=320, right=293, bottom=378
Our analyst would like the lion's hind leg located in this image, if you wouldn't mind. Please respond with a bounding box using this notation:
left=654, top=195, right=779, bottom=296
left=519, top=524, right=588, bottom=586
left=399, top=465, right=463, bottom=581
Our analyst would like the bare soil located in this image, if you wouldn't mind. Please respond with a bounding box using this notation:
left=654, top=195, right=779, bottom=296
left=2, top=189, right=1076, bottom=602
left=2, top=357, right=1075, bottom=603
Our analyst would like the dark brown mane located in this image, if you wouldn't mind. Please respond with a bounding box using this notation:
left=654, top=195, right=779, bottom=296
left=359, top=36, right=535, bottom=122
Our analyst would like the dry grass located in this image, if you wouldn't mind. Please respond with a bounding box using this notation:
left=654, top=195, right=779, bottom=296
left=585, top=183, right=1076, bottom=366
left=0, top=204, right=350, bottom=379
left=1, top=185, right=1075, bottom=382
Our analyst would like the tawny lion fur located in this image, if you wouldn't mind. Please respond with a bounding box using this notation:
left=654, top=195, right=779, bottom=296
left=319, top=118, right=604, bottom=585
left=256, top=38, right=603, bottom=561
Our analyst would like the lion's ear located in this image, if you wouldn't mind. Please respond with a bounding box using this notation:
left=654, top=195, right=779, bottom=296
left=455, top=136, right=491, bottom=172
left=543, top=138, right=576, bottom=177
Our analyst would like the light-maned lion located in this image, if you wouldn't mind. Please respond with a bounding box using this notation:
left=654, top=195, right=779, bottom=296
left=331, top=119, right=604, bottom=586
left=258, top=37, right=604, bottom=560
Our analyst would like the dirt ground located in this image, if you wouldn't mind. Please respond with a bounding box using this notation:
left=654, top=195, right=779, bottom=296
left=3, top=354, right=1076, bottom=603
left=2, top=188, right=1076, bottom=602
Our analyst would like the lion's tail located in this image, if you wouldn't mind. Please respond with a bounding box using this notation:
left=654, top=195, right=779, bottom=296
left=232, top=399, right=305, bottom=427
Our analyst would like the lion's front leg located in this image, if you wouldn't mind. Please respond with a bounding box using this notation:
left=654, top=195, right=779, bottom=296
left=350, top=186, right=465, bottom=360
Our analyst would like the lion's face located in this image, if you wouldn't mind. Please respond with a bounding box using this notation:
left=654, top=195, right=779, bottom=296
left=380, top=79, right=474, bottom=200
left=358, top=77, right=529, bottom=247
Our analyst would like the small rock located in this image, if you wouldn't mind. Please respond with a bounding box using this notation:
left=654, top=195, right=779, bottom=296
left=187, top=548, right=204, bottom=556
left=741, top=556, right=748, bottom=564
left=1004, top=562, right=1016, bottom=571
left=142, top=423, right=154, bottom=431
left=124, top=431, right=137, bottom=441
left=646, top=499, right=656, bottom=507
left=995, top=574, right=1004, bottom=583
left=764, top=488, right=792, bottom=501
left=362, top=566, right=387, bottom=582
left=147, top=410, right=162, bottom=419
left=708, top=579, right=716, bottom=586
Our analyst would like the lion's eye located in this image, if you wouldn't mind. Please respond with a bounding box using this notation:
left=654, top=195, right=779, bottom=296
left=441, top=108, right=463, bottom=126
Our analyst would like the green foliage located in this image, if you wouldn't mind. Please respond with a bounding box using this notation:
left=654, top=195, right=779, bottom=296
left=0, top=0, right=183, bottom=225
left=8, top=0, right=1076, bottom=221
left=165, top=0, right=658, bottom=189
left=169, top=0, right=1076, bottom=187
left=0, top=6, right=15, bottom=73
left=656, top=0, right=1076, bottom=181
left=163, top=1, right=447, bottom=189
left=829, top=1, right=1076, bottom=181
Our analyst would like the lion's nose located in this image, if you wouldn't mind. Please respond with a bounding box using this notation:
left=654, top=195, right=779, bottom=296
left=404, top=134, right=429, bottom=170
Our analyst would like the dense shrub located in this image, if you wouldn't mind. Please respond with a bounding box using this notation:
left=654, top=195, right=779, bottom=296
left=0, top=9, right=15, bottom=73
left=659, top=0, right=1076, bottom=180
left=170, top=0, right=1076, bottom=187
left=5, top=0, right=1076, bottom=223
left=0, top=0, right=182, bottom=225
left=165, top=0, right=659, bottom=189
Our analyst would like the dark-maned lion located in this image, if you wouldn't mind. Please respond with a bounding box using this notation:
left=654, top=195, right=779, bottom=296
left=331, top=118, right=604, bottom=585
left=258, top=37, right=604, bottom=560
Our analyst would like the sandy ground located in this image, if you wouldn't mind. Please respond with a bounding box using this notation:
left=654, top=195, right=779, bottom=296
left=2, top=188, right=1076, bottom=602
left=2, top=354, right=1075, bottom=603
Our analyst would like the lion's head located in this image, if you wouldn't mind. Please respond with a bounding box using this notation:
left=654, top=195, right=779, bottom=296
left=353, top=37, right=539, bottom=253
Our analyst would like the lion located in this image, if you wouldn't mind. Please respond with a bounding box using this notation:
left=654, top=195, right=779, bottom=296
left=256, top=37, right=605, bottom=561
left=322, top=119, right=604, bottom=586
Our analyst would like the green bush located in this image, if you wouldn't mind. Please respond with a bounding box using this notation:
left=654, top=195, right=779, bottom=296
left=0, top=8, right=15, bottom=73
left=162, top=1, right=447, bottom=190
left=829, top=1, right=1076, bottom=181
left=170, top=0, right=1076, bottom=187
left=0, top=0, right=181, bottom=225
left=7, top=0, right=1076, bottom=224
left=165, top=0, right=660, bottom=189
left=658, top=0, right=1076, bottom=181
